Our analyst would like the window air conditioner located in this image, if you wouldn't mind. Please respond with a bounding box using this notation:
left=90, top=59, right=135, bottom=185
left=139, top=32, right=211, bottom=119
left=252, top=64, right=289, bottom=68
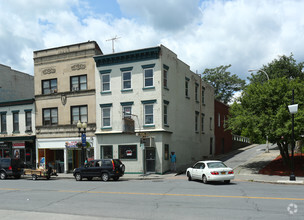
left=141, top=137, right=153, bottom=147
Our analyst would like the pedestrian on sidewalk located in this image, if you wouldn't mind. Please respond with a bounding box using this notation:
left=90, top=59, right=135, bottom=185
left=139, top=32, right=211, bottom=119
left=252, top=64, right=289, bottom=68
left=170, top=152, right=177, bottom=172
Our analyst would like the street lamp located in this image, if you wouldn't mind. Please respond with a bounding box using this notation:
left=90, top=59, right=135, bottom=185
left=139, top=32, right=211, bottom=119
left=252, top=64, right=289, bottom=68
left=248, top=69, right=270, bottom=82
left=77, top=120, right=87, bottom=166
left=248, top=69, right=270, bottom=153
left=288, top=89, right=298, bottom=181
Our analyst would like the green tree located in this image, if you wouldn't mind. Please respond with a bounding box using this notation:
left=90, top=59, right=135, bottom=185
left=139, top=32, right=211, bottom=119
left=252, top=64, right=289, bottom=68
left=248, top=54, right=304, bottom=84
left=229, top=54, right=304, bottom=165
left=202, top=64, right=246, bottom=104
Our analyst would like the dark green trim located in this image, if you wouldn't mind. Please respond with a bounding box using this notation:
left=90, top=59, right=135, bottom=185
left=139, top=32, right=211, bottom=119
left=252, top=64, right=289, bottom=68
left=100, top=103, right=112, bottom=108
left=0, top=135, right=36, bottom=141
left=0, top=99, right=35, bottom=107
left=143, top=124, right=155, bottom=128
left=100, top=91, right=111, bottom=94
left=99, top=69, right=112, bottom=74
left=121, top=89, right=133, bottom=93
left=142, top=86, right=155, bottom=90
left=120, top=102, right=134, bottom=106
left=12, top=110, right=20, bottom=113
left=0, top=111, right=7, bottom=114
left=142, top=64, right=155, bottom=69
left=163, top=100, right=169, bottom=105
left=120, top=67, right=133, bottom=72
left=163, top=64, right=169, bottom=70
left=185, top=77, right=190, bottom=81
left=94, top=47, right=160, bottom=67
left=195, top=82, right=199, bottom=86
left=101, top=127, right=112, bottom=130
left=141, top=99, right=157, bottom=104
left=124, top=172, right=143, bottom=174
left=24, top=109, right=32, bottom=112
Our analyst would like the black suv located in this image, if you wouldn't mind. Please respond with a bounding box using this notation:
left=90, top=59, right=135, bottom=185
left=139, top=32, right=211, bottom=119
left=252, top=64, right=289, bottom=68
left=73, top=159, right=125, bottom=181
left=0, top=158, right=23, bottom=179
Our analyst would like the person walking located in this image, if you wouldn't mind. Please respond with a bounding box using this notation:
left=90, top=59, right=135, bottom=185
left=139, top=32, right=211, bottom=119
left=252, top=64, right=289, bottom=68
left=170, top=152, right=176, bottom=172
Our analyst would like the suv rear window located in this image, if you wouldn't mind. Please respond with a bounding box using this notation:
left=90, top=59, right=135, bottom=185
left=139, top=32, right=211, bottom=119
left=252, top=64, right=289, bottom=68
left=0, top=159, right=10, bottom=167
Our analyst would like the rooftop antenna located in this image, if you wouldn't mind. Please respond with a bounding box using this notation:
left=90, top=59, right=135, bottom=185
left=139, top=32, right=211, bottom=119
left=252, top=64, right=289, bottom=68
left=106, top=35, right=121, bottom=53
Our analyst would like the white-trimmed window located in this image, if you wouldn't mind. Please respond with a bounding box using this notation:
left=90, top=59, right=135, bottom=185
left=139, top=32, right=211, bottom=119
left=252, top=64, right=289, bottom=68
left=163, top=69, right=168, bottom=88
left=102, top=107, right=111, bottom=127
left=144, top=68, right=154, bottom=87
left=122, top=71, right=131, bottom=89
left=101, top=74, right=110, bottom=92
left=144, top=104, right=154, bottom=125
left=123, top=106, right=132, bottom=118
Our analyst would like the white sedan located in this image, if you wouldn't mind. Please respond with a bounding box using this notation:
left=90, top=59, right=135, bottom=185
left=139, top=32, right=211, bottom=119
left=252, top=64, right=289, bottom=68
left=186, top=160, right=234, bottom=184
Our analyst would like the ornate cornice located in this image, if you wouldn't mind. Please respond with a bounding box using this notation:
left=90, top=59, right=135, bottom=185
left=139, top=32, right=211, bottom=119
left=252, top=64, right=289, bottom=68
left=94, top=46, right=160, bottom=67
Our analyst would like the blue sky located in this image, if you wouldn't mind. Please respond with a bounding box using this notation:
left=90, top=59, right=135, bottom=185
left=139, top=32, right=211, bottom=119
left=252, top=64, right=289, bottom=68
left=1, top=0, right=304, bottom=82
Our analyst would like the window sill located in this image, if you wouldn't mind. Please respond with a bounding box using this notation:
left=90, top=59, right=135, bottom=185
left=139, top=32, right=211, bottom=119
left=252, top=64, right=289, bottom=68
left=164, top=124, right=170, bottom=127
left=121, top=89, right=133, bottom=93
left=101, top=91, right=112, bottom=94
left=164, top=87, right=169, bottom=91
left=13, top=131, right=20, bottom=134
left=0, top=132, right=7, bottom=134
left=142, top=86, right=155, bottom=90
left=143, top=124, right=155, bottom=128
left=101, top=127, right=112, bottom=130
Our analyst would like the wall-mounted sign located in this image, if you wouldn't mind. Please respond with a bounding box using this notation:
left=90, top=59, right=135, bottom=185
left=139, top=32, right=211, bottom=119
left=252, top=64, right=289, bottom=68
left=126, top=150, right=132, bottom=156
left=65, top=141, right=78, bottom=148
left=13, top=142, right=25, bottom=148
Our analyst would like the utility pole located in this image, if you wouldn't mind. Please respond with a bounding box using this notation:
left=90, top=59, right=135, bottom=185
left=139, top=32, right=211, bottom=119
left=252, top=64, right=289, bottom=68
left=106, top=36, right=121, bottom=53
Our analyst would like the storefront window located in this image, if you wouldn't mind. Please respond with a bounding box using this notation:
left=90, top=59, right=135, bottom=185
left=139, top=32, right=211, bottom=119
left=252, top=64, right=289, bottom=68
left=101, top=145, right=113, bottom=159
left=118, top=145, right=137, bottom=160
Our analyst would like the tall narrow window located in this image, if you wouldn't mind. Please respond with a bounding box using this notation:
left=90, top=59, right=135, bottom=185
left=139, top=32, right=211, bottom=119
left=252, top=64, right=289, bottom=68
left=43, top=108, right=58, bottom=125
left=202, top=87, right=205, bottom=104
left=210, top=117, right=212, bottom=130
left=201, top=113, right=205, bottom=132
left=71, top=75, right=87, bottom=91
left=101, top=74, right=110, bottom=92
left=42, top=79, right=57, bottom=94
left=218, top=113, right=221, bottom=127
left=144, top=68, right=154, bottom=87
left=195, top=112, right=199, bottom=132
left=25, top=111, right=32, bottom=131
left=0, top=113, right=6, bottom=133
left=185, top=78, right=190, bottom=98
left=164, top=144, right=169, bottom=160
left=163, top=69, right=168, bottom=88
left=144, top=104, right=154, bottom=125
left=195, top=84, right=199, bottom=101
left=13, top=112, right=19, bottom=133
left=102, top=108, right=111, bottom=127
left=122, top=71, right=131, bottom=89
left=210, top=137, right=213, bottom=155
left=164, top=104, right=168, bottom=125
left=71, top=106, right=88, bottom=124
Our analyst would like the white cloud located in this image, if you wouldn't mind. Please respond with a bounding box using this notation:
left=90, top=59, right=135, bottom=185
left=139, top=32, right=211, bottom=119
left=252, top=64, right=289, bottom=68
left=0, top=0, right=304, bottom=80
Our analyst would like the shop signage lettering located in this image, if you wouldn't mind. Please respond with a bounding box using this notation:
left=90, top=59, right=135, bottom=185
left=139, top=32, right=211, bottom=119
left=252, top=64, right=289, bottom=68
left=65, top=141, right=79, bottom=148
left=13, top=142, right=25, bottom=148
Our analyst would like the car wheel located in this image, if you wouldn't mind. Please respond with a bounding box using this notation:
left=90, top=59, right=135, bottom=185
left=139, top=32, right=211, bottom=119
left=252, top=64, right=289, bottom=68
left=101, top=173, right=109, bottom=182
left=120, top=164, right=125, bottom=172
left=187, top=172, right=192, bottom=181
left=87, top=177, right=93, bottom=181
left=32, top=174, right=38, bottom=181
left=224, top=180, right=230, bottom=184
left=202, top=175, right=208, bottom=184
left=113, top=177, right=119, bottom=181
left=75, top=173, right=82, bottom=181
left=0, top=172, right=7, bottom=180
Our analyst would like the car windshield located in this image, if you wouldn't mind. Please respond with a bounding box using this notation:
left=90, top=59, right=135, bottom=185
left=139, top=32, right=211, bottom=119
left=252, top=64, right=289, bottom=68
left=207, top=162, right=227, bottom=168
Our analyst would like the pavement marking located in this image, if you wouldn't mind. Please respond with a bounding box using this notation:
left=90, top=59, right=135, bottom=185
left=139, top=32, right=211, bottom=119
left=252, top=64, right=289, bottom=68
left=1, top=188, right=303, bottom=201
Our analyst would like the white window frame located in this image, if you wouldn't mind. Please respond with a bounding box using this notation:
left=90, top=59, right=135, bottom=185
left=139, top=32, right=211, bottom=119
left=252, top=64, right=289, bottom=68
left=144, top=68, right=154, bottom=88
left=163, top=69, right=168, bottom=88
left=101, top=74, right=110, bottom=92
left=123, top=106, right=132, bottom=118
left=144, top=104, right=154, bottom=125
left=102, top=107, right=111, bottom=128
left=122, top=71, right=132, bottom=90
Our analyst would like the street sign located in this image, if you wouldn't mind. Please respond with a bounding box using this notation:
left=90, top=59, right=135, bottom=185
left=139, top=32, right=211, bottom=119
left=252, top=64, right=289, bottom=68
left=82, top=133, right=86, bottom=147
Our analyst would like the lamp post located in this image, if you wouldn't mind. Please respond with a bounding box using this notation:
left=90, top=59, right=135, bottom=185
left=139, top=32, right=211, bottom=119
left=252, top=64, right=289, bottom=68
left=288, top=89, right=298, bottom=181
left=248, top=69, right=270, bottom=153
left=77, top=120, right=87, bottom=166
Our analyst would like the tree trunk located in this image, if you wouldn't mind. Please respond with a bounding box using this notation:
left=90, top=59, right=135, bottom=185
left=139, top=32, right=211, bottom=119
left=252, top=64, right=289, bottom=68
left=277, top=142, right=290, bottom=166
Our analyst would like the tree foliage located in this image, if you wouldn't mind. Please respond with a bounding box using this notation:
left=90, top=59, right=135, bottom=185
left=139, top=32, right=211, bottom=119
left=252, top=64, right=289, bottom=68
left=229, top=55, right=304, bottom=165
left=202, top=64, right=246, bottom=104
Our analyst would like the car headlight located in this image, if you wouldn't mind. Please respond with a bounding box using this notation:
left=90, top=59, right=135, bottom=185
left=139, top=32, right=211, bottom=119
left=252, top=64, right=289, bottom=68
left=73, top=168, right=76, bottom=173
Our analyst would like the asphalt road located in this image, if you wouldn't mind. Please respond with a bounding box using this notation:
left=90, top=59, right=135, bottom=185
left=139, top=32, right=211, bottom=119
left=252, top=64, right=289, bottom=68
left=0, top=176, right=303, bottom=220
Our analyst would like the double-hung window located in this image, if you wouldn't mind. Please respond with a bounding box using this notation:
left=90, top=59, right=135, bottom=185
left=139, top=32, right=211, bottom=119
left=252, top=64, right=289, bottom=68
left=42, top=79, right=57, bottom=94
left=123, top=106, right=132, bottom=118
left=164, top=100, right=169, bottom=126
left=71, top=106, right=88, bottom=124
left=102, top=74, right=110, bottom=92
left=12, top=111, right=19, bottom=133
left=43, top=108, right=58, bottom=125
left=195, top=84, right=199, bottom=101
left=100, top=104, right=112, bottom=128
left=25, top=110, right=32, bottom=131
left=144, top=104, right=153, bottom=125
left=144, top=69, right=153, bottom=87
left=0, top=112, right=6, bottom=133
left=122, top=71, right=132, bottom=90
left=71, top=75, right=87, bottom=91
left=185, top=77, right=190, bottom=98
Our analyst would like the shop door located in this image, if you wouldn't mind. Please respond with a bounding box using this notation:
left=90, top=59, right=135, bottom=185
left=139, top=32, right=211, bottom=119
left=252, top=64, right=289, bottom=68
left=146, top=148, right=155, bottom=173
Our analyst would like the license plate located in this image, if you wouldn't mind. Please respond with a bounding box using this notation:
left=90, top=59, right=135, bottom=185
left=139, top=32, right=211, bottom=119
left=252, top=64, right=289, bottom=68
left=221, top=172, right=226, bottom=175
